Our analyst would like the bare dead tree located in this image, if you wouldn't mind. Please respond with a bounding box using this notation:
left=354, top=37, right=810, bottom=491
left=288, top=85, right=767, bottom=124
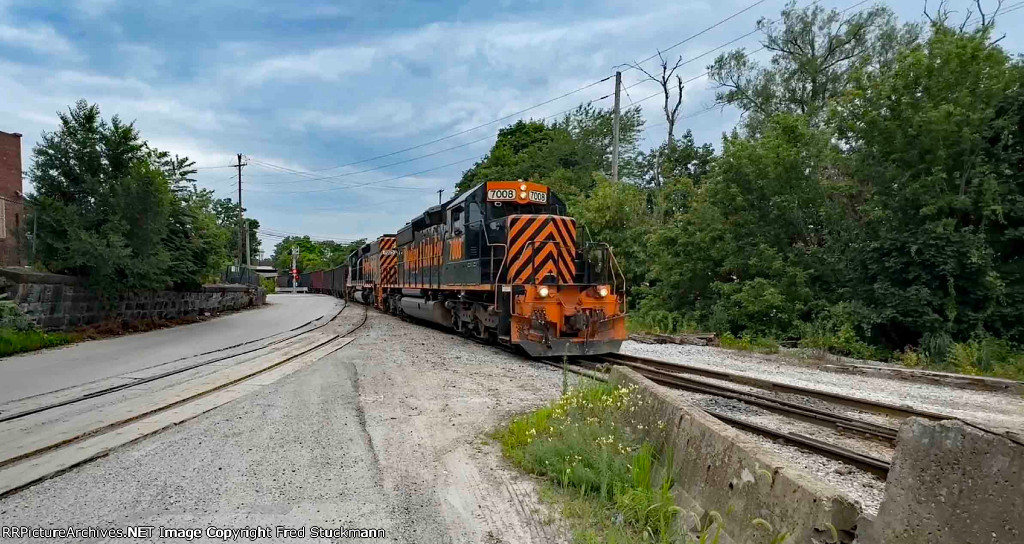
left=925, top=0, right=1003, bottom=32
left=631, top=51, right=684, bottom=145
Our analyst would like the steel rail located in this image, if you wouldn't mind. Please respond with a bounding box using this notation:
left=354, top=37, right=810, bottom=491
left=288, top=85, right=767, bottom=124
left=0, top=298, right=351, bottom=424
left=604, top=359, right=899, bottom=442
left=540, top=356, right=894, bottom=478
left=596, top=352, right=949, bottom=420
left=704, top=409, right=891, bottom=477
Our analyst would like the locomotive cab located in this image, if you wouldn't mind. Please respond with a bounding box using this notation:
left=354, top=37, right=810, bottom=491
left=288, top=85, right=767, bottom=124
left=439, top=181, right=627, bottom=356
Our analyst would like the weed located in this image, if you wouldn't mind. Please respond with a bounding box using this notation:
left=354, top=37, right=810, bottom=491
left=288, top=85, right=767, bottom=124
left=719, top=333, right=780, bottom=354
left=897, top=338, right=1024, bottom=381
left=496, top=381, right=721, bottom=543
left=0, top=328, right=77, bottom=358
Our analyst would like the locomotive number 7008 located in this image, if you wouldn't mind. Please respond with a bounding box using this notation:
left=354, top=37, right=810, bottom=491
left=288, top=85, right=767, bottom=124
left=486, top=188, right=548, bottom=203
left=487, top=189, right=517, bottom=201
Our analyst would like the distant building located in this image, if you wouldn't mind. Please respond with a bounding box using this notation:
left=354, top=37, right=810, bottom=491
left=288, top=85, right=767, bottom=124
left=252, top=265, right=277, bottom=279
left=0, top=131, right=25, bottom=266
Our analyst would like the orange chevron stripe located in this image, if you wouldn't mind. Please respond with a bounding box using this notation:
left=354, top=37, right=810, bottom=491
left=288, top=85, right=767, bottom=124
left=509, top=217, right=546, bottom=257
left=508, top=245, right=533, bottom=281
left=535, top=260, right=558, bottom=282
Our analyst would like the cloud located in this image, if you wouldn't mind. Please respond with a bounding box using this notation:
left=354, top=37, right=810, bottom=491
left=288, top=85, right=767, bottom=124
left=0, top=23, right=77, bottom=57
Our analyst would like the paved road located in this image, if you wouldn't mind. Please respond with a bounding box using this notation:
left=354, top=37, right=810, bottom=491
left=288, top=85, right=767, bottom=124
left=0, top=308, right=564, bottom=543
left=0, top=294, right=342, bottom=405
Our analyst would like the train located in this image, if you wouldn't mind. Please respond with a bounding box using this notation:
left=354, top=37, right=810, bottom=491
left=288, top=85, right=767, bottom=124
left=278, top=180, right=628, bottom=356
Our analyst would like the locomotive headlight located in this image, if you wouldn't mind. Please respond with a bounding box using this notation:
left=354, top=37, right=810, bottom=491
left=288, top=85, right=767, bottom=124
left=519, top=191, right=527, bottom=199
left=598, top=286, right=609, bottom=297
left=538, top=286, right=550, bottom=298
left=520, top=183, right=527, bottom=191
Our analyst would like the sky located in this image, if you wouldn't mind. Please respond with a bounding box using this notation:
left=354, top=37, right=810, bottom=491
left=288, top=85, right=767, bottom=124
left=1, top=0, right=1022, bottom=256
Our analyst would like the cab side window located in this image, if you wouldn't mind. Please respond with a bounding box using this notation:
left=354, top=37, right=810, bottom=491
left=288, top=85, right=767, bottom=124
left=450, top=205, right=464, bottom=235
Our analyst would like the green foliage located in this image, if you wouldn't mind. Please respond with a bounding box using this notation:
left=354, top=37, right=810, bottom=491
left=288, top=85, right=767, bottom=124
left=455, top=8, right=1024, bottom=378
left=0, top=328, right=76, bottom=357
left=718, top=333, right=780, bottom=354
left=27, top=100, right=235, bottom=294
left=495, top=381, right=687, bottom=543
left=899, top=337, right=1024, bottom=381
left=834, top=22, right=1024, bottom=349
left=0, top=301, right=37, bottom=332
left=260, top=276, right=277, bottom=294
left=212, top=198, right=261, bottom=265
left=710, top=1, right=919, bottom=133
left=571, top=176, right=653, bottom=294
left=798, top=303, right=887, bottom=360
left=270, top=235, right=366, bottom=273
left=455, top=104, right=644, bottom=197
left=647, top=114, right=837, bottom=339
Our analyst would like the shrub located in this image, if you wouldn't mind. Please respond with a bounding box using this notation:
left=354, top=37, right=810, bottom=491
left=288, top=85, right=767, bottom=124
left=719, top=332, right=780, bottom=354
left=260, top=276, right=277, bottom=294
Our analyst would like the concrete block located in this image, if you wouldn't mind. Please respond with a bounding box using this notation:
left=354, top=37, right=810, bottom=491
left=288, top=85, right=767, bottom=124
left=610, top=367, right=860, bottom=543
left=867, top=418, right=1023, bottom=544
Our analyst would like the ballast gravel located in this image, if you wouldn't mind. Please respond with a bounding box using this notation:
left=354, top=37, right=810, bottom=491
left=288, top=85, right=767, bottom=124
left=622, top=341, right=1024, bottom=433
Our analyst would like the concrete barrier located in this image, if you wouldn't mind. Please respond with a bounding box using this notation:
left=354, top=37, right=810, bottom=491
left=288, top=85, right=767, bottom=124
left=865, top=418, right=1023, bottom=543
left=610, top=366, right=861, bottom=543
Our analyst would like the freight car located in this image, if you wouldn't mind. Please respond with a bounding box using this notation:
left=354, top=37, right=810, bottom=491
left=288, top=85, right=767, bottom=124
left=343, top=181, right=626, bottom=356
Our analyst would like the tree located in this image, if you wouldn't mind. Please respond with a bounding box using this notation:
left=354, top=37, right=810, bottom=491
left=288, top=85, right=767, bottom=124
left=455, top=105, right=643, bottom=197
left=834, top=21, right=1024, bottom=348
left=709, top=2, right=919, bottom=133
left=270, top=236, right=365, bottom=273
left=634, top=130, right=715, bottom=190
left=646, top=114, right=844, bottom=338
left=28, top=101, right=173, bottom=294
left=630, top=51, right=684, bottom=144
left=27, top=100, right=239, bottom=293
left=212, top=198, right=260, bottom=265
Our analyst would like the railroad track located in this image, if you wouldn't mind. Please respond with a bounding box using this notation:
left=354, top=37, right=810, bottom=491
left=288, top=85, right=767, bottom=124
left=528, top=351, right=939, bottom=478
left=0, top=300, right=351, bottom=424
left=0, top=298, right=368, bottom=497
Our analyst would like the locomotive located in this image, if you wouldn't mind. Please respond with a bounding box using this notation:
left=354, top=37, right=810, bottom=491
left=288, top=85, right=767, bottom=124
left=293, top=180, right=627, bottom=356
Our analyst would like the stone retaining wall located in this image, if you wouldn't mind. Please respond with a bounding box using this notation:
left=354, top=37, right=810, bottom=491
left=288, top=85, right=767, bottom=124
left=610, top=366, right=861, bottom=543
left=0, top=268, right=265, bottom=331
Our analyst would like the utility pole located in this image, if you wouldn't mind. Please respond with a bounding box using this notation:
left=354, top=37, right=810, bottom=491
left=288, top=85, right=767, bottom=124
left=291, top=246, right=299, bottom=290
left=437, top=188, right=444, bottom=205
left=234, top=153, right=249, bottom=277
left=612, top=71, right=621, bottom=183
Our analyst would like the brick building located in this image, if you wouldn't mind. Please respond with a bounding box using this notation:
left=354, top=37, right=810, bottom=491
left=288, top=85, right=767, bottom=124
left=0, top=131, right=26, bottom=266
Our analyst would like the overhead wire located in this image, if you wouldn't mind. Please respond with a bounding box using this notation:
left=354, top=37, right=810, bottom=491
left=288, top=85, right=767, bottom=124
left=228, top=0, right=880, bottom=200
left=229, top=0, right=775, bottom=180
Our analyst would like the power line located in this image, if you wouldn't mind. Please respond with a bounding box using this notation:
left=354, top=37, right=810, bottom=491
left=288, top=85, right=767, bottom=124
left=230, top=0, right=775, bottom=180
left=625, top=0, right=769, bottom=69
left=246, top=128, right=496, bottom=184
left=247, top=154, right=482, bottom=195
left=224, top=0, right=875, bottom=197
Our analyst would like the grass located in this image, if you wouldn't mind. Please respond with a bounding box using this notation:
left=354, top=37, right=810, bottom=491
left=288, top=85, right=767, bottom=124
left=0, top=328, right=77, bottom=357
left=495, top=380, right=720, bottom=544
left=718, top=332, right=780, bottom=354
left=898, top=338, right=1024, bottom=382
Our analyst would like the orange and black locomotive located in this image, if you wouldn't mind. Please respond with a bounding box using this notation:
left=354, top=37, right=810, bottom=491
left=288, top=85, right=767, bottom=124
left=345, top=181, right=627, bottom=356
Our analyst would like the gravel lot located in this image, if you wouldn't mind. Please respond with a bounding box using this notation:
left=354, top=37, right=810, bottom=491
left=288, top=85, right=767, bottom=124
left=0, top=305, right=568, bottom=543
